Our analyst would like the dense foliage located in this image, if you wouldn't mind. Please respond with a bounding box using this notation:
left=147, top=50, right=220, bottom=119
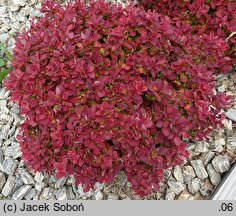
left=3, top=0, right=232, bottom=196
left=138, top=0, right=236, bottom=64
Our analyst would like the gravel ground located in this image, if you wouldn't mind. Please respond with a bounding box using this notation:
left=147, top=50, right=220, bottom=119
left=0, top=0, right=235, bottom=200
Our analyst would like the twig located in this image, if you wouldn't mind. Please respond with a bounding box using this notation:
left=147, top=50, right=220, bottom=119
left=226, top=31, right=236, bottom=42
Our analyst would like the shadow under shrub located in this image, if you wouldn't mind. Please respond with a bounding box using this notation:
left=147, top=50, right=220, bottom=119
left=3, top=0, right=232, bottom=196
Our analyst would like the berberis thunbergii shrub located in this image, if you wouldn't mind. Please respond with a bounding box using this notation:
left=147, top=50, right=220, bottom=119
left=3, top=0, right=232, bottom=196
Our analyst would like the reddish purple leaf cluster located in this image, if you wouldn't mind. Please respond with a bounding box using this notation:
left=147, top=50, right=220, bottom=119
left=3, top=0, right=232, bottom=196
left=138, top=0, right=236, bottom=64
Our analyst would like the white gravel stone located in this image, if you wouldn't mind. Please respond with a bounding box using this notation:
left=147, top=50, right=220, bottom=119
left=9, top=5, right=20, bottom=12
left=24, top=188, right=37, bottom=200
left=186, top=142, right=195, bottom=151
left=12, top=185, right=32, bottom=200
left=3, top=90, right=10, bottom=99
left=199, top=179, right=214, bottom=197
left=3, top=144, right=22, bottom=159
left=0, top=149, right=4, bottom=171
left=55, top=176, right=67, bottom=189
left=41, top=187, right=55, bottom=200
left=66, top=186, right=76, bottom=200
left=188, top=178, right=201, bottom=195
left=226, top=108, right=236, bottom=122
left=30, top=9, right=42, bottom=17
left=10, top=104, right=20, bottom=115
left=95, top=182, right=104, bottom=190
left=35, top=181, right=46, bottom=191
left=201, top=151, right=215, bottom=165
left=173, top=165, right=184, bottom=183
left=0, top=88, right=7, bottom=99
left=0, top=6, right=7, bottom=14
left=163, top=169, right=171, bottom=181
left=168, top=180, right=185, bottom=195
left=0, top=33, right=9, bottom=43
left=77, top=184, right=94, bottom=198
left=8, top=125, right=17, bottom=137
left=165, top=189, right=175, bottom=200
left=177, top=190, right=193, bottom=200
left=18, top=169, right=35, bottom=185
left=2, top=175, right=15, bottom=197
left=182, top=166, right=196, bottom=184
left=108, top=194, right=119, bottom=200
left=194, top=141, right=209, bottom=153
left=211, top=138, right=225, bottom=152
left=223, top=119, right=233, bottom=131
left=54, top=187, right=67, bottom=200
left=3, top=138, right=14, bottom=146
left=206, top=164, right=221, bottom=186
left=0, top=100, right=7, bottom=107
left=0, top=125, right=10, bottom=139
left=212, top=156, right=230, bottom=173
left=13, top=172, right=24, bottom=192
left=11, top=0, right=26, bottom=6
left=34, top=171, right=44, bottom=183
left=0, top=113, right=14, bottom=125
left=228, top=136, right=236, bottom=146
left=94, top=189, right=103, bottom=200
left=191, top=160, right=208, bottom=180
left=2, top=158, right=18, bottom=175
left=0, top=172, right=6, bottom=190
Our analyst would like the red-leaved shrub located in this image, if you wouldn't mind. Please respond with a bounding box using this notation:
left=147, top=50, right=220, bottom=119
left=138, top=0, right=236, bottom=64
left=4, top=0, right=232, bottom=196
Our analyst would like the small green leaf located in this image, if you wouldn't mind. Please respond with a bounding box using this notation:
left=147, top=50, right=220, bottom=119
left=0, top=43, right=13, bottom=61
left=99, top=48, right=105, bottom=55
left=0, top=68, right=9, bottom=81
left=0, top=59, right=5, bottom=67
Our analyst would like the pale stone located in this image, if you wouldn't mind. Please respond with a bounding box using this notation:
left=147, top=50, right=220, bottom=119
left=66, top=186, right=76, bottom=200
left=34, top=172, right=44, bottom=183
left=168, top=180, right=185, bottom=195
left=183, top=166, right=196, bottom=184
left=2, top=158, right=18, bottom=175
left=24, top=188, right=37, bottom=200
left=55, top=176, right=67, bottom=189
left=165, top=189, right=175, bottom=200
left=18, top=169, right=35, bottom=185
left=199, top=179, right=214, bottom=197
left=108, top=194, right=119, bottom=200
left=207, top=164, right=221, bottom=186
left=194, top=141, right=209, bottom=153
left=4, top=144, right=22, bottom=159
left=94, top=189, right=103, bottom=200
left=0, top=172, right=6, bottom=190
left=212, top=156, right=230, bottom=173
left=12, top=185, right=32, bottom=200
left=226, top=109, right=236, bottom=122
left=41, top=187, right=55, bottom=200
left=2, top=175, right=15, bottom=197
left=191, top=160, right=208, bottom=180
left=201, top=151, right=215, bottom=166
left=54, top=187, right=67, bottom=200
left=188, top=178, right=201, bottom=195
left=35, top=181, right=46, bottom=191
left=173, top=165, right=184, bottom=183
left=178, top=190, right=193, bottom=200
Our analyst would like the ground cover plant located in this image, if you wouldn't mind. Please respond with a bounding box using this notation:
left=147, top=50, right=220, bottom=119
left=0, top=43, right=13, bottom=82
left=3, top=0, right=233, bottom=196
